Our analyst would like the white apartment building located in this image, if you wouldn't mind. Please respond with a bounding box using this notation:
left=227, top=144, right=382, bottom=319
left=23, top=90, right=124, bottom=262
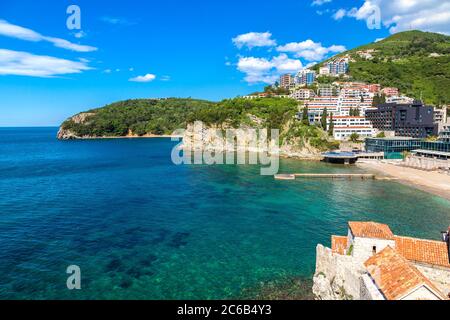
left=386, top=95, right=415, bottom=104
left=329, top=116, right=376, bottom=141
left=290, top=89, right=316, bottom=101
left=306, top=96, right=376, bottom=123
left=319, top=66, right=330, bottom=76
left=434, top=107, right=448, bottom=125
left=318, top=85, right=334, bottom=97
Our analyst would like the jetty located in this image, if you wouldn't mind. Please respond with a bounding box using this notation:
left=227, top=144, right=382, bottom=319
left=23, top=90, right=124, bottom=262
left=275, top=173, right=376, bottom=180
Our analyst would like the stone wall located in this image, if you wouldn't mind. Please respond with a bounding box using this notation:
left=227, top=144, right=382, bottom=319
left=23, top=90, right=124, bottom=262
left=360, top=274, right=385, bottom=300
left=312, top=244, right=365, bottom=300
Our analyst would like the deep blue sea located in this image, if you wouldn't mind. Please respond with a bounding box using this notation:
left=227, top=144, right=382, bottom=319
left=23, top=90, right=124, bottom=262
left=0, top=127, right=449, bottom=299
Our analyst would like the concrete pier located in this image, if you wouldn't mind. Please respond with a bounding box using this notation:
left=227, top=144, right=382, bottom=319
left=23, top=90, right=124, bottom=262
left=275, top=173, right=376, bottom=180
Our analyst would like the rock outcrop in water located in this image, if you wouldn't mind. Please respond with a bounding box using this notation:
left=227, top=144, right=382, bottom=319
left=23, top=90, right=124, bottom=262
left=57, top=112, right=95, bottom=140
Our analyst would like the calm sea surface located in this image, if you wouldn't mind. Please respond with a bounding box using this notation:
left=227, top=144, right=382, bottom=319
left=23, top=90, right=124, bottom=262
left=0, top=127, right=449, bottom=299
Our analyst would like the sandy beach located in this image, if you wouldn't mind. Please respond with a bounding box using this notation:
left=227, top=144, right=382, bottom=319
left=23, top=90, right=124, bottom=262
left=358, top=161, right=450, bottom=201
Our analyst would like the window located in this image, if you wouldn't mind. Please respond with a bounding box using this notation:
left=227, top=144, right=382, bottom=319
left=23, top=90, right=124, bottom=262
left=372, top=246, right=377, bottom=255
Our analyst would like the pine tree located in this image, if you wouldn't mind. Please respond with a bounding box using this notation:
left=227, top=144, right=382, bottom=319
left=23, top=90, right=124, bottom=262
left=328, top=112, right=334, bottom=136
left=302, top=106, right=309, bottom=125
left=321, top=107, right=328, bottom=131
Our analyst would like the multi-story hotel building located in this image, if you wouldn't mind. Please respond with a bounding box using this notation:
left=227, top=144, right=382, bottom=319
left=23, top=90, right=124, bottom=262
left=295, top=69, right=316, bottom=86
left=434, top=107, right=448, bottom=125
left=279, top=74, right=295, bottom=89
left=306, top=96, right=376, bottom=122
left=329, top=116, right=376, bottom=141
left=318, top=85, right=334, bottom=97
left=290, top=88, right=316, bottom=101
left=319, top=66, right=330, bottom=76
left=327, top=58, right=349, bottom=75
left=365, top=101, right=438, bottom=138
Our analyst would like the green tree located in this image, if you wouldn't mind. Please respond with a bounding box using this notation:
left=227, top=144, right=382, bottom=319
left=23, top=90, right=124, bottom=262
left=328, top=112, right=334, bottom=136
left=320, top=108, right=328, bottom=131
left=376, top=131, right=386, bottom=138
left=301, top=106, right=309, bottom=125
left=349, top=133, right=360, bottom=142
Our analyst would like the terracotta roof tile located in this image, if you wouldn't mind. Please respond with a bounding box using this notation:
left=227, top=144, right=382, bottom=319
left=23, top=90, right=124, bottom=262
left=395, top=236, right=450, bottom=269
left=364, top=246, right=447, bottom=300
left=349, top=221, right=394, bottom=240
left=332, top=236, right=348, bottom=255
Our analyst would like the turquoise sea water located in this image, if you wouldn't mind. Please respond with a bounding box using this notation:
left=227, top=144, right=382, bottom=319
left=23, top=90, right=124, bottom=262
left=0, top=127, right=449, bottom=299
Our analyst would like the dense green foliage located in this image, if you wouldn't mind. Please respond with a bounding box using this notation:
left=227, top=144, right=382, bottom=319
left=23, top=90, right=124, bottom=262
left=61, top=97, right=338, bottom=151
left=314, top=31, right=450, bottom=105
left=61, top=98, right=215, bottom=137
left=188, top=97, right=299, bottom=130
left=62, top=97, right=301, bottom=137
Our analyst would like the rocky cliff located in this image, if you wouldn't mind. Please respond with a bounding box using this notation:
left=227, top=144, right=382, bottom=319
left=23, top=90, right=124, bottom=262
left=181, top=122, right=324, bottom=160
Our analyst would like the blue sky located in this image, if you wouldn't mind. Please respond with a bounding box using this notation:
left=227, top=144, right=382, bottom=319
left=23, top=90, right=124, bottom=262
left=0, top=0, right=448, bottom=126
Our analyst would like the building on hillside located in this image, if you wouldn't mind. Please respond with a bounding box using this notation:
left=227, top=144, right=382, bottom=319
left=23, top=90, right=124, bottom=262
left=357, top=49, right=376, bottom=60
left=439, top=123, right=450, bottom=143
left=340, top=87, right=374, bottom=99
left=290, top=88, right=316, bottom=101
left=306, top=96, right=376, bottom=123
left=386, top=96, right=415, bottom=104
left=365, top=101, right=438, bottom=138
left=313, top=221, right=450, bottom=300
left=327, top=58, right=349, bottom=75
left=368, top=84, right=381, bottom=93
left=318, top=85, right=334, bottom=97
left=381, top=87, right=399, bottom=97
left=295, top=69, right=316, bottom=86
left=329, top=116, right=376, bottom=141
left=319, top=67, right=330, bottom=76
left=434, top=107, right=448, bottom=125
left=279, top=74, right=295, bottom=89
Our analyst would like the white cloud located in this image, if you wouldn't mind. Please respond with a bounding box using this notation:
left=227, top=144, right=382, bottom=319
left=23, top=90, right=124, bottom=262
left=276, top=39, right=346, bottom=61
left=129, top=73, right=156, bottom=82
left=103, top=69, right=112, bottom=74
left=0, top=49, right=92, bottom=77
left=312, top=0, right=332, bottom=6
left=232, top=32, right=276, bottom=49
left=337, top=0, right=450, bottom=34
left=160, top=75, right=171, bottom=81
left=333, top=9, right=347, bottom=20
left=0, top=20, right=97, bottom=52
left=237, top=54, right=303, bottom=84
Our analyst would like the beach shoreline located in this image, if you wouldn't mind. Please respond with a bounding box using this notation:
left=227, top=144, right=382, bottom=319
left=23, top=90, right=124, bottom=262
left=358, top=161, right=450, bottom=201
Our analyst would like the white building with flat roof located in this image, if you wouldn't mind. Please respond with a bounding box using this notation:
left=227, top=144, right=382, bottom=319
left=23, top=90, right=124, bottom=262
left=330, top=116, right=376, bottom=141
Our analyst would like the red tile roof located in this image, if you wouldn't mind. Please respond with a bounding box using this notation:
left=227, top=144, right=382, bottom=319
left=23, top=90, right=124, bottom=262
left=364, top=246, right=447, bottom=300
left=395, top=236, right=450, bottom=269
left=349, top=221, right=394, bottom=240
left=332, top=236, right=348, bottom=255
